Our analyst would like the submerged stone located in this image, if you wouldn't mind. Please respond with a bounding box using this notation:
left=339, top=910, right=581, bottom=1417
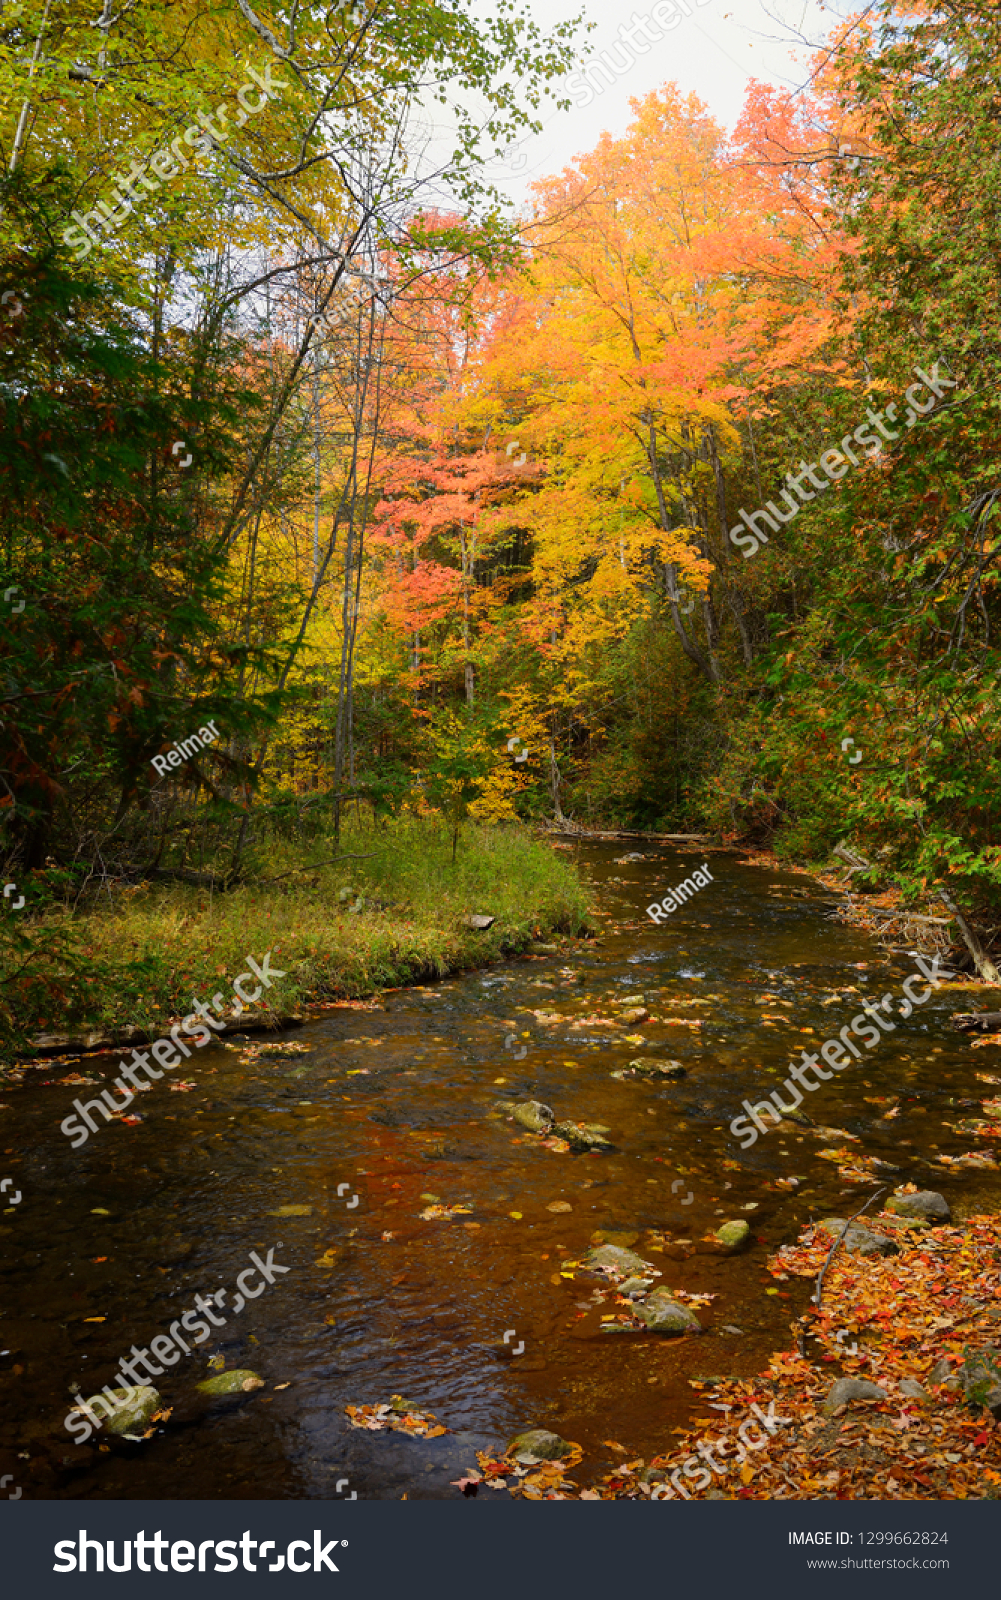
left=624, top=1058, right=686, bottom=1079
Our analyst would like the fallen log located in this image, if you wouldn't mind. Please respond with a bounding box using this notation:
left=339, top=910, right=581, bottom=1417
left=546, top=828, right=709, bottom=843
left=950, top=1012, right=1001, bottom=1032
left=20, top=1011, right=306, bottom=1058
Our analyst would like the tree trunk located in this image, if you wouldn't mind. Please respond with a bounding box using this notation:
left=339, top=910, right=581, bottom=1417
left=938, top=889, right=1001, bottom=983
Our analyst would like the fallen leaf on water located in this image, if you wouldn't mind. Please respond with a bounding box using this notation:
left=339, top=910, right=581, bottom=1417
left=346, top=1399, right=447, bottom=1438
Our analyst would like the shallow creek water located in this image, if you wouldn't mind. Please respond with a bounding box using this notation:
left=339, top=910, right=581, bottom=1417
left=2, top=843, right=998, bottom=1500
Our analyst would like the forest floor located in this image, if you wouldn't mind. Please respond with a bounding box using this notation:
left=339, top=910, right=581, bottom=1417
left=2, top=819, right=591, bottom=1054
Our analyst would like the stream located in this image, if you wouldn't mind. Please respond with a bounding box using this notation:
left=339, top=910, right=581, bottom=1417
left=2, top=841, right=997, bottom=1500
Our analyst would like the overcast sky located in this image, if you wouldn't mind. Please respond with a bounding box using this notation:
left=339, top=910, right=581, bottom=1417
left=457, top=0, right=847, bottom=201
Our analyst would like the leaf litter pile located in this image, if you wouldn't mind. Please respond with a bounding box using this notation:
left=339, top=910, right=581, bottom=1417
left=404, top=1208, right=1001, bottom=1500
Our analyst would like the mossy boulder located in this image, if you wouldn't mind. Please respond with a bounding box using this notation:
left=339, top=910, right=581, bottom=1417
left=512, top=1100, right=554, bottom=1133
left=886, top=1190, right=950, bottom=1222
left=101, top=1385, right=161, bottom=1437
left=552, top=1120, right=612, bottom=1151
left=585, top=1243, right=653, bottom=1275
left=506, top=1428, right=573, bottom=1464
left=815, top=1218, right=899, bottom=1257
left=635, top=1290, right=702, bottom=1335
left=716, top=1220, right=751, bottom=1252
left=196, top=1369, right=265, bottom=1397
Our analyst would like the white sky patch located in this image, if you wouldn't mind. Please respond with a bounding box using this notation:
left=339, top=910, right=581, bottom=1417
left=413, top=0, right=857, bottom=212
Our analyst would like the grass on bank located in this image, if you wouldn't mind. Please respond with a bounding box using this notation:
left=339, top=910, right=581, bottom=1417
left=0, top=818, right=590, bottom=1052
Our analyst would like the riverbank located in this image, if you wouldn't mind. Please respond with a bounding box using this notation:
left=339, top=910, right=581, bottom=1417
left=445, top=1202, right=1001, bottom=1501
left=1, top=819, right=590, bottom=1056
